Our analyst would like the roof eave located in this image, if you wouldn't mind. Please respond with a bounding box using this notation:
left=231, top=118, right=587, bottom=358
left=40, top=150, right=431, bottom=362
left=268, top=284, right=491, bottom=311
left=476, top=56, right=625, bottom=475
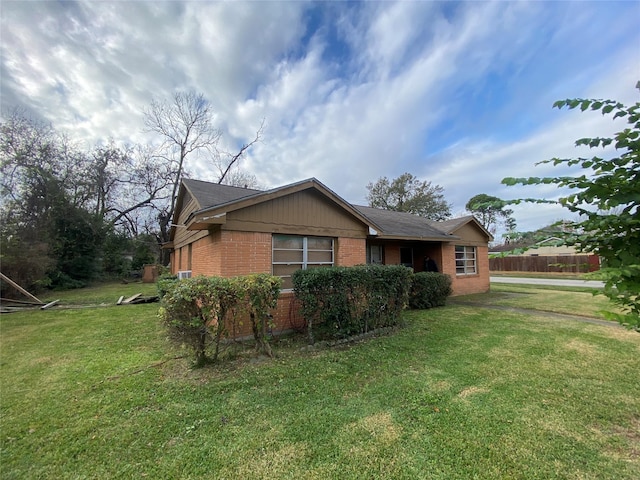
left=372, top=234, right=461, bottom=242
left=185, top=212, right=227, bottom=230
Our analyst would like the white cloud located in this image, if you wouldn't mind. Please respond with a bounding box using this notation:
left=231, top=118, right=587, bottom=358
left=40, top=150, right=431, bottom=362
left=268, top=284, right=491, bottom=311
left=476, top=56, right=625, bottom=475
left=428, top=49, right=639, bottom=234
left=1, top=0, right=637, bottom=238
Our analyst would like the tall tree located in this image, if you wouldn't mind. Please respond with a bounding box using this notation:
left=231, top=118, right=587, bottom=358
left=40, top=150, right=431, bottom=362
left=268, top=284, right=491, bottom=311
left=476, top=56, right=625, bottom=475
left=144, top=91, right=222, bottom=237
left=144, top=91, right=262, bottom=261
left=503, top=84, right=640, bottom=329
left=465, top=193, right=515, bottom=235
left=1, top=111, right=163, bottom=290
left=366, top=172, right=452, bottom=220
left=0, top=111, right=105, bottom=289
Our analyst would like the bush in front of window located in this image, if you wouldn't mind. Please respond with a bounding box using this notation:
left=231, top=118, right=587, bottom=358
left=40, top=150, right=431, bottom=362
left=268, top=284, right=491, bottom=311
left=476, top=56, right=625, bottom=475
left=408, top=272, right=453, bottom=309
left=292, top=264, right=412, bottom=344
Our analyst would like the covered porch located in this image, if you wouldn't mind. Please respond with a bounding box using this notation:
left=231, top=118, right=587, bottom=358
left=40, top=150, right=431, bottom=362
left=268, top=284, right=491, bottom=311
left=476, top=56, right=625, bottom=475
left=366, top=240, right=445, bottom=273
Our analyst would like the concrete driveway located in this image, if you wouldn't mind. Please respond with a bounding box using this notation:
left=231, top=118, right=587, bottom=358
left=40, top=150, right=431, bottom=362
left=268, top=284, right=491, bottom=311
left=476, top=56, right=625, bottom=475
left=490, top=276, right=605, bottom=288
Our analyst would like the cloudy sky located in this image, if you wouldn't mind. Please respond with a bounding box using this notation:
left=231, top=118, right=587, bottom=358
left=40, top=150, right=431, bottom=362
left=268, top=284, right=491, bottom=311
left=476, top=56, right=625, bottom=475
left=1, top=0, right=638, bottom=237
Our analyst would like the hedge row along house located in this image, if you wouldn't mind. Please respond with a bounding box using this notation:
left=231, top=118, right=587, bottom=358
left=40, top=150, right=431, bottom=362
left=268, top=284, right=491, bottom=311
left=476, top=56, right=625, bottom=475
left=166, top=178, right=492, bottom=335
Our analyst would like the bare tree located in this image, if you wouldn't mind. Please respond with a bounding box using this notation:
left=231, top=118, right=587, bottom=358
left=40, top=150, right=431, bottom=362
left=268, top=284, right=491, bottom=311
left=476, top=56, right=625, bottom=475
left=144, top=91, right=221, bottom=221
left=214, top=118, right=264, bottom=184
left=144, top=91, right=264, bottom=262
left=222, top=169, right=263, bottom=189
left=87, top=143, right=174, bottom=236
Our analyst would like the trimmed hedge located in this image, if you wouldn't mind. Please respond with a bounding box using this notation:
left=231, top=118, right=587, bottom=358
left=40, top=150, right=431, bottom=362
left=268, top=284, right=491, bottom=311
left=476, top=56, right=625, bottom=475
left=292, top=265, right=412, bottom=344
left=409, top=272, right=452, bottom=309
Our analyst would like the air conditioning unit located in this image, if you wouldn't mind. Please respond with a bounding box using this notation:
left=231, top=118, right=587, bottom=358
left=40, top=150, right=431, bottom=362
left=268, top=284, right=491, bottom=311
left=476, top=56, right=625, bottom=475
left=177, top=270, right=192, bottom=280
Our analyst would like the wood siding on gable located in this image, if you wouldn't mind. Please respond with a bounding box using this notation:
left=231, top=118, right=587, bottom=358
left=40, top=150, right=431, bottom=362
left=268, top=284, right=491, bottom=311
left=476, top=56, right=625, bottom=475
left=223, top=189, right=369, bottom=238
left=173, top=196, right=209, bottom=250
left=450, top=223, right=489, bottom=245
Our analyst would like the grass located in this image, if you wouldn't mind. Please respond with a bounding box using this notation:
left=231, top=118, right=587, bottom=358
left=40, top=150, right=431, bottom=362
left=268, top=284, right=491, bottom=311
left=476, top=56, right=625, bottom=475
left=458, top=283, right=619, bottom=319
left=38, top=281, right=159, bottom=306
left=490, top=271, right=607, bottom=281
left=1, top=283, right=639, bottom=479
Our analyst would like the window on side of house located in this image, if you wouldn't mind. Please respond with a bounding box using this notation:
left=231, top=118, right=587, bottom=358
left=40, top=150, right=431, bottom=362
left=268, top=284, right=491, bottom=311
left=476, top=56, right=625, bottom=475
left=272, top=235, right=334, bottom=289
left=455, top=245, right=477, bottom=275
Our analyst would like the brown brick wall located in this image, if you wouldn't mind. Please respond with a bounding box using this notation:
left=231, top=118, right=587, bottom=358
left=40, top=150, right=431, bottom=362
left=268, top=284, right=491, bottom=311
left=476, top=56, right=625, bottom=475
left=384, top=243, right=401, bottom=265
left=190, top=230, right=366, bottom=278
left=171, top=230, right=491, bottom=336
left=379, top=243, right=490, bottom=296
left=337, top=237, right=367, bottom=266
left=177, top=247, right=186, bottom=272
left=272, top=292, right=305, bottom=333
left=442, top=244, right=490, bottom=296
left=192, top=230, right=223, bottom=277
left=178, top=231, right=365, bottom=335
left=219, top=231, right=272, bottom=277
left=223, top=292, right=304, bottom=339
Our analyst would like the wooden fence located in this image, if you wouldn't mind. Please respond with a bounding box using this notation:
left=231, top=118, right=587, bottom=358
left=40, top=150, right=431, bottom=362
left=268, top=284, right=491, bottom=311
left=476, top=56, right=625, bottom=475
left=489, top=255, right=600, bottom=273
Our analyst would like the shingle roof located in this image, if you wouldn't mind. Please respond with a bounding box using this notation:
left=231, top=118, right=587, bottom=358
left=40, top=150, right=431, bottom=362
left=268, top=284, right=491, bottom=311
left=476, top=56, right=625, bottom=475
left=431, top=215, right=493, bottom=240
left=183, top=178, right=262, bottom=209
left=178, top=179, right=483, bottom=241
left=431, top=215, right=475, bottom=234
left=353, top=205, right=456, bottom=240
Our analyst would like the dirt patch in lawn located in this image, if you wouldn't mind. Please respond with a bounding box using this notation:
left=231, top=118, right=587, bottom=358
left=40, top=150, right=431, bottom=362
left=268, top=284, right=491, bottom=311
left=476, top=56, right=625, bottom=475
left=458, top=386, right=490, bottom=398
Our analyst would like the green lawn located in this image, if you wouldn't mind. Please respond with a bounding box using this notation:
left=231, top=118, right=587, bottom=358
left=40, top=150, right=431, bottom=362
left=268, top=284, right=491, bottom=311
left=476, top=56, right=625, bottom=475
left=460, top=283, right=619, bottom=319
left=489, top=271, right=608, bottom=281
left=1, top=284, right=639, bottom=479
left=38, top=280, right=159, bottom=306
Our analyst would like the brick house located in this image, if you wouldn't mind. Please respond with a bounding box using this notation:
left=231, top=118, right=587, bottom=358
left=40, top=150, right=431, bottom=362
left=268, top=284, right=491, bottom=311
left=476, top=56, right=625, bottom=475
left=166, top=178, right=492, bottom=333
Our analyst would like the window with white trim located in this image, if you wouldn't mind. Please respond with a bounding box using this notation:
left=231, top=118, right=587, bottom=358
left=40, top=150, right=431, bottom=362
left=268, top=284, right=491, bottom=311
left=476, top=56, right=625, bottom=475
left=272, top=235, right=334, bottom=289
left=455, top=246, right=477, bottom=275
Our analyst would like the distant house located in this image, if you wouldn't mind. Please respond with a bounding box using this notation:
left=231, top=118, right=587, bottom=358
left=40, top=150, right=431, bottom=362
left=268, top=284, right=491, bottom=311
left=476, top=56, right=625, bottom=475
left=521, top=237, right=578, bottom=256
left=166, top=178, right=492, bottom=332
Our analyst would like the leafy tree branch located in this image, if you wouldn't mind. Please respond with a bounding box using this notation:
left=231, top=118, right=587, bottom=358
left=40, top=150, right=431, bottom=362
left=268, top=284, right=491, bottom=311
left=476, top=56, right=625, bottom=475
left=503, top=83, right=640, bottom=329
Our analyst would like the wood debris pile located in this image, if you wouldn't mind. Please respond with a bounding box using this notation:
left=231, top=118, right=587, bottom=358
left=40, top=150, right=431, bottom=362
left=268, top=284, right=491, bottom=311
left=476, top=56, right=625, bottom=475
left=117, top=293, right=159, bottom=305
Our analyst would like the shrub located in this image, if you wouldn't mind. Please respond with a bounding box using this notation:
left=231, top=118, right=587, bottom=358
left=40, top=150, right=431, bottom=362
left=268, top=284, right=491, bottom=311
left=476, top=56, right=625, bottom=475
left=292, top=265, right=412, bottom=344
left=409, top=272, right=452, bottom=309
left=159, top=276, right=240, bottom=366
left=158, top=273, right=281, bottom=365
left=238, top=274, right=282, bottom=357
left=156, top=273, right=179, bottom=298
